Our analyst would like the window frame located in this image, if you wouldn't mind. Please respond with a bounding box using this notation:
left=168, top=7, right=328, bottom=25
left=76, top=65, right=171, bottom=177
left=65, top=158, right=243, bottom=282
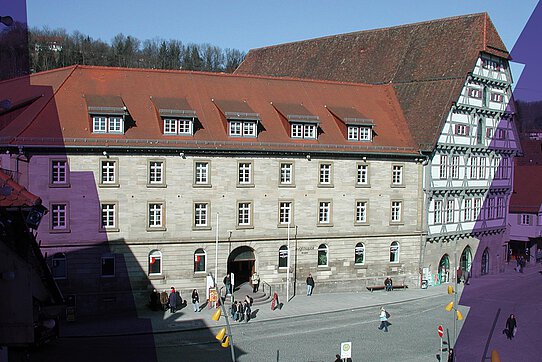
left=50, top=202, right=70, bottom=233
left=389, top=241, right=400, bottom=263
left=237, top=161, right=254, bottom=187
left=49, top=159, right=70, bottom=187
left=391, top=164, right=404, bottom=187
left=194, top=248, right=206, bottom=273
left=51, top=252, right=67, bottom=279
left=434, top=200, right=443, bottom=224
left=279, top=162, right=295, bottom=187
left=317, top=243, right=328, bottom=267
left=237, top=201, right=253, bottom=229
left=148, top=250, right=162, bottom=275
left=99, top=158, right=119, bottom=187
left=278, top=200, right=293, bottom=227
left=354, top=242, right=365, bottom=265
left=100, top=202, right=119, bottom=232
left=318, top=162, right=333, bottom=187
left=390, top=200, right=403, bottom=224
left=356, top=162, right=370, bottom=187
left=317, top=200, right=333, bottom=226
left=193, top=160, right=211, bottom=187
left=193, top=202, right=210, bottom=229
left=290, top=123, right=317, bottom=140
left=101, top=254, right=116, bottom=278
left=147, top=159, right=166, bottom=187
left=147, top=202, right=166, bottom=231
left=92, top=115, right=124, bottom=134
left=278, top=245, right=289, bottom=269
left=355, top=200, right=369, bottom=225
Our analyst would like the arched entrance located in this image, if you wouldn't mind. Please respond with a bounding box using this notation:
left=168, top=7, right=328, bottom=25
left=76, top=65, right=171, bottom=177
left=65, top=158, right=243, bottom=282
left=227, top=246, right=255, bottom=287
left=481, top=247, right=490, bottom=275
left=438, top=254, right=450, bottom=283
left=460, top=246, right=472, bottom=274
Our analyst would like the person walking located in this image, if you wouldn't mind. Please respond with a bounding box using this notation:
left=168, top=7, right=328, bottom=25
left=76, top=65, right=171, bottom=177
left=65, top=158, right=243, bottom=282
left=378, top=307, right=390, bottom=332
left=238, top=301, right=245, bottom=322
left=169, top=287, right=177, bottom=313
left=251, top=271, right=260, bottom=293
left=191, top=289, right=200, bottom=312
left=306, top=273, right=315, bottom=296
left=503, top=314, right=517, bottom=340
left=224, top=273, right=232, bottom=295
left=160, top=290, right=169, bottom=311
left=244, top=300, right=251, bottom=323
left=231, top=301, right=238, bottom=321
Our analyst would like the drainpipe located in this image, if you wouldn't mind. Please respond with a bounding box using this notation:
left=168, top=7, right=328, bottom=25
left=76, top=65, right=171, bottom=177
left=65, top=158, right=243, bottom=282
left=418, top=153, right=430, bottom=287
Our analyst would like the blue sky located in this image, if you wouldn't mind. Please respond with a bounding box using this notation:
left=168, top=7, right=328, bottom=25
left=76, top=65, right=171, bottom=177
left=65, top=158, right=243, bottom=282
left=27, top=1, right=538, bottom=52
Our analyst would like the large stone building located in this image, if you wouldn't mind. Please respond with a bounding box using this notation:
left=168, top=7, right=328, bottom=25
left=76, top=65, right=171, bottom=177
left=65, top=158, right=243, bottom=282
left=0, top=66, right=424, bottom=315
left=236, top=12, right=521, bottom=285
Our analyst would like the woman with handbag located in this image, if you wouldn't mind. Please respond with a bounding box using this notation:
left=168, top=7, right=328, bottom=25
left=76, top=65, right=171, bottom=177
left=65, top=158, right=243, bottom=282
left=378, top=307, right=390, bottom=332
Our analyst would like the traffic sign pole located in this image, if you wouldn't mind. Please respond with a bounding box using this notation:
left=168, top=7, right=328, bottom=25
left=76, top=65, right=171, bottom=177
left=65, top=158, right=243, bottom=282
left=438, top=325, right=444, bottom=361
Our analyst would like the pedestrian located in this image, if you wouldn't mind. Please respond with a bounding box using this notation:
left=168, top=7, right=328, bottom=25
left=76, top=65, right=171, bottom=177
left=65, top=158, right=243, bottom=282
left=231, top=301, right=238, bottom=321
left=244, top=301, right=251, bottom=323
left=306, top=273, right=315, bottom=296
left=456, top=267, right=463, bottom=284
left=169, top=287, right=177, bottom=313
left=192, top=289, right=200, bottom=312
left=175, top=289, right=183, bottom=308
left=384, top=276, right=393, bottom=291
left=251, top=271, right=260, bottom=293
left=149, top=289, right=160, bottom=311
left=503, top=314, right=517, bottom=340
left=238, top=301, right=245, bottom=322
left=224, top=273, right=232, bottom=295
left=160, top=290, right=169, bottom=311
left=378, top=306, right=390, bottom=332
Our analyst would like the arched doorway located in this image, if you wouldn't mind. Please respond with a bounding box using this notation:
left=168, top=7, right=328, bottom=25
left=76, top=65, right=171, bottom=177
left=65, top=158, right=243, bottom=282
left=438, top=254, right=450, bottom=283
left=460, top=246, right=472, bottom=275
left=227, top=246, right=255, bottom=287
left=481, top=247, right=490, bottom=275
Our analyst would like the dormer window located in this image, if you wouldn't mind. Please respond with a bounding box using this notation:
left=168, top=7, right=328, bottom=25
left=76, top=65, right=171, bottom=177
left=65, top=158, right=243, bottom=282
left=290, top=123, right=317, bottom=139
left=482, top=58, right=501, bottom=71
left=85, top=95, right=128, bottom=135
left=325, top=105, right=374, bottom=142
left=272, top=103, right=320, bottom=140
left=151, top=97, right=197, bottom=136
left=229, top=119, right=257, bottom=137
left=213, top=99, right=260, bottom=138
left=347, top=126, right=372, bottom=141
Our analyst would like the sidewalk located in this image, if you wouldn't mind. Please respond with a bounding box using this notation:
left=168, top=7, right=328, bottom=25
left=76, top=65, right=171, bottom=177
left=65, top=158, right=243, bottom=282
left=60, top=283, right=449, bottom=338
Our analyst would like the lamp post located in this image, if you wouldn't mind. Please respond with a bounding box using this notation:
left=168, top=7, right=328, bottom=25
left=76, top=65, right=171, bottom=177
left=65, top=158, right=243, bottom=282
left=215, top=212, right=219, bottom=285
left=287, top=221, right=291, bottom=302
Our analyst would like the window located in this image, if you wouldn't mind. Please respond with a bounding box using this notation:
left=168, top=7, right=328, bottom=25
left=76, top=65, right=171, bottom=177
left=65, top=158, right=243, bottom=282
left=355, top=201, right=367, bottom=224
left=440, top=155, right=448, bottom=179
left=479, top=157, right=486, bottom=179
left=354, top=243, right=365, bottom=265
left=291, top=123, right=317, bottom=139
left=319, top=163, right=332, bottom=186
left=92, top=116, right=124, bottom=134
left=451, top=156, right=459, bottom=179
left=482, top=59, right=501, bottom=71
left=238, top=162, right=252, bottom=185
left=446, top=199, right=454, bottom=223
left=318, top=201, right=331, bottom=225
left=101, top=255, right=115, bottom=277
left=51, top=203, right=68, bottom=230
left=148, top=203, right=164, bottom=229
left=389, top=241, right=399, bottom=263
left=279, top=246, right=288, bottom=268
left=280, top=162, right=293, bottom=185
left=473, top=198, right=481, bottom=220
left=238, top=202, right=252, bottom=226
left=486, top=127, right=494, bottom=139
left=391, top=201, right=402, bottom=223
left=434, top=200, right=443, bottom=224
left=347, top=126, right=372, bottom=141
left=520, top=214, right=531, bottom=225
left=490, top=93, right=503, bottom=103
left=52, top=253, right=67, bottom=279
left=318, top=244, right=328, bottom=266
left=194, top=203, right=209, bottom=227
left=468, top=88, right=482, bottom=99
left=194, top=248, right=206, bottom=272
left=455, top=124, right=469, bottom=136
left=348, top=126, right=358, bottom=140
left=392, top=165, right=403, bottom=186
left=148, top=160, right=164, bottom=186
left=100, top=203, right=117, bottom=230
left=497, top=197, right=505, bottom=218
left=163, top=118, right=194, bottom=135
left=495, top=128, right=506, bottom=140
left=194, top=161, right=210, bottom=185
left=487, top=197, right=496, bottom=220
left=469, top=156, right=478, bottom=179
left=148, top=250, right=162, bottom=275
left=100, top=159, right=117, bottom=186
left=229, top=120, right=257, bottom=137
left=356, top=163, right=369, bottom=186
left=463, top=199, right=472, bottom=222
left=279, top=201, right=292, bottom=225
left=51, top=160, right=68, bottom=186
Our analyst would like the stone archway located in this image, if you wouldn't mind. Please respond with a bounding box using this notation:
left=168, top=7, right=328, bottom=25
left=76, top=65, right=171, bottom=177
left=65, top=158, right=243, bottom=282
left=227, top=246, right=255, bottom=287
left=460, top=246, right=473, bottom=274
left=438, top=254, right=450, bottom=283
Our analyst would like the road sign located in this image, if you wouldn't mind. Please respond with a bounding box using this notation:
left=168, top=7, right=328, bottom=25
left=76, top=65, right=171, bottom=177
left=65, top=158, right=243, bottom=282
left=341, top=342, right=352, bottom=359
left=438, top=325, right=444, bottom=338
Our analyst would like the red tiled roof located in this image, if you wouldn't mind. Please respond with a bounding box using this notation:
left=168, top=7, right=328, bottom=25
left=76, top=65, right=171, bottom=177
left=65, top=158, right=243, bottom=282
left=0, top=172, right=41, bottom=208
left=235, top=13, right=509, bottom=151
left=0, top=65, right=419, bottom=156
left=509, top=163, right=542, bottom=213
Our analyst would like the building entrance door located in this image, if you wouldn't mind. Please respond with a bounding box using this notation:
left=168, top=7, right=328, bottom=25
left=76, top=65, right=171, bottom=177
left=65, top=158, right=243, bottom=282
left=227, top=246, right=255, bottom=289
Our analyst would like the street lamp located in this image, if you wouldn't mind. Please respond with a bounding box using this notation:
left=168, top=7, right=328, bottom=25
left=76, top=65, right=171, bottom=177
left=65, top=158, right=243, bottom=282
left=215, top=212, right=219, bottom=285
left=287, top=221, right=291, bottom=302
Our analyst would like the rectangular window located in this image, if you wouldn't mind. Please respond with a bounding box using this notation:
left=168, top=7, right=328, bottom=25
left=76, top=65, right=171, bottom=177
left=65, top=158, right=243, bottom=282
left=482, top=59, right=501, bottom=71
left=500, top=157, right=509, bottom=179
left=451, top=156, right=459, bottom=179
left=148, top=203, right=163, bottom=228
left=468, top=88, right=482, bottom=99
left=100, top=203, right=116, bottom=229
left=51, top=160, right=68, bottom=185
left=163, top=118, right=193, bottom=135
left=101, top=256, right=115, bottom=277
left=243, top=121, right=256, bottom=137
left=93, top=116, right=107, bottom=133
left=446, top=199, right=454, bottom=223
left=355, top=201, right=367, bottom=223
left=473, top=198, right=481, bottom=220
left=392, top=165, right=403, bottom=185
left=108, top=116, right=123, bottom=133
left=487, top=197, right=496, bottom=219
left=304, top=124, right=317, bottom=139
left=464, top=199, right=472, bottom=222
left=347, top=126, right=358, bottom=140
left=279, top=201, right=292, bottom=225
left=291, top=124, right=303, bottom=138
left=391, top=201, right=402, bottom=223
left=291, top=123, right=317, bottom=139
left=434, top=200, right=442, bottom=224
left=280, top=163, right=293, bottom=185
left=238, top=162, right=252, bottom=185
left=178, top=119, right=193, bottom=135
left=148, top=161, right=164, bottom=185
left=490, top=93, right=503, bottom=103
left=440, top=155, right=448, bottom=179
left=356, top=164, right=369, bottom=186
left=318, top=201, right=331, bottom=224
left=195, top=161, right=209, bottom=185
left=229, top=121, right=242, bottom=136
left=479, top=157, right=486, bottom=179
left=51, top=204, right=68, bottom=230
left=455, top=124, right=469, bottom=136
left=359, top=127, right=371, bottom=141
left=194, top=203, right=208, bottom=227
left=496, top=128, right=506, bottom=140
left=469, top=156, right=478, bottom=179
left=497, top=197, right=505, bottom=218
left=164, top=119, right=178, bottom=135
left=101, top=160, right=117, bottom=185
left=486, top=127, right=494, bottom=140
left=319, top=163, right=332, bottom=185
left=520, top=214, right=531, bottom=225
left=238, top=202, right=252, bottom=226
left=92, top=116, right=123, bottom=134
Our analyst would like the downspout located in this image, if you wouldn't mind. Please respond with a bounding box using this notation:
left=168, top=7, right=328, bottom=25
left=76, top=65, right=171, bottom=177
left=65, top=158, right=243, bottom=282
left=418, top=152, right=430, bottom=287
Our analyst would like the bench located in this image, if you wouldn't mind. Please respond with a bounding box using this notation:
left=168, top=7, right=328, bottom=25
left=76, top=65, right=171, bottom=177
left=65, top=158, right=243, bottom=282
left=366, top=285, right=408, bottom=292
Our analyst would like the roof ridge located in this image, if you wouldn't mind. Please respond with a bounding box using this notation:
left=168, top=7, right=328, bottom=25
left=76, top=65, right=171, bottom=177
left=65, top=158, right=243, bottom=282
left=247, top=12, right=488, bottom=53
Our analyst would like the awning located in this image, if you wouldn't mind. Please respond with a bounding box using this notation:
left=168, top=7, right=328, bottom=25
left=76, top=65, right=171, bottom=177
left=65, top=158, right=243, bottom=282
left=85, top=95, right=126, bottom=115
left=326, top=106, right=374, bottom=126
left=151, top=97, right=196, bottom=117
left=213, top=99, right=260, bottom=121
left=272, top=103, right=319, bottom=124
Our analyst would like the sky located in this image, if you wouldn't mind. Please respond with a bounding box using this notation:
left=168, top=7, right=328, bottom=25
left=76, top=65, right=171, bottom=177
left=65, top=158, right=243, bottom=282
left=25, top=1, right=538, bottom=53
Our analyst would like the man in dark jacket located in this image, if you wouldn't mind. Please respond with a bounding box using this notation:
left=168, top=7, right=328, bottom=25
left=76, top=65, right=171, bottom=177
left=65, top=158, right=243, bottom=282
left=306, top=273, right=315, bottom=296
left=504, top=314, right=517, bottom=339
